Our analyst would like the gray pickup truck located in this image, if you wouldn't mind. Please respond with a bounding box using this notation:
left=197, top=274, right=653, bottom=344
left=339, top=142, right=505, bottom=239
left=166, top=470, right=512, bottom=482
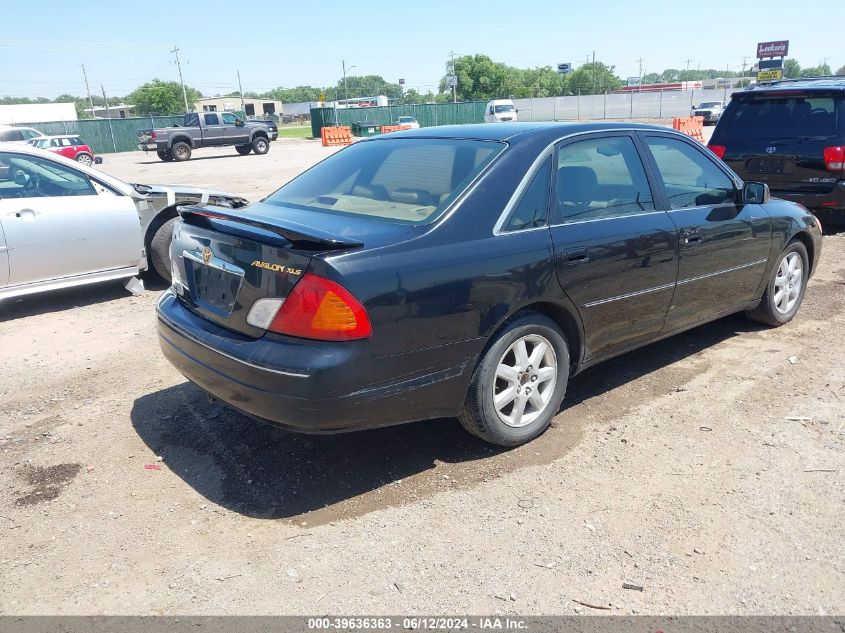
left=137, top=112, right=277, bottom=161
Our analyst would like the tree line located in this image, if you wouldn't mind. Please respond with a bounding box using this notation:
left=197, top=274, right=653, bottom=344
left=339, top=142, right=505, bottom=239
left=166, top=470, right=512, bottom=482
left=3, top=58, right=843, bottom=118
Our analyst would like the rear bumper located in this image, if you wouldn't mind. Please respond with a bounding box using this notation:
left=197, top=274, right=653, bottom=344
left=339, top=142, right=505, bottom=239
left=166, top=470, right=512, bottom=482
left=138, top=142, right=157, bottom=152
left=771, top=180, right=845, bottom=214
left=156, top=290, right=477, bottom=433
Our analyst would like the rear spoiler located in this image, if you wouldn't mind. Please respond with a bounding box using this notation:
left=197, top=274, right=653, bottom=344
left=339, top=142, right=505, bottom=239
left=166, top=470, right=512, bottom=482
left=178, top=205, right=363, bottom=250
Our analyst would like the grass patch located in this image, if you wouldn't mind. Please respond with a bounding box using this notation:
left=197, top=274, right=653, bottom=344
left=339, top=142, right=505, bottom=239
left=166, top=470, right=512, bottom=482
left=276, top=126, right=313, bottom=139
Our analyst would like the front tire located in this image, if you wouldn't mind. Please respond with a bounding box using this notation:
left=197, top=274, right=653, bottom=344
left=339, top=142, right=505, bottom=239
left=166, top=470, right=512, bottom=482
left=171, top=142, right=192, bottom=162
left=746, top=240, right=809, bottom=326
left=251, top=136, right=269, bottom=155
left=75, top=152, right=94, bottom=166
left=149, top=217, right=177, bottom=282
left=459, top=313, right=569, bottom=447
left=235, top=145, right=252, bottom=155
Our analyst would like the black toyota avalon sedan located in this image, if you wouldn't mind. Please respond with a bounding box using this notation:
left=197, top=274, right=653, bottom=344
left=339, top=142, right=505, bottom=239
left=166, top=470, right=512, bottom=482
left=157, top=122, right=822, bottom=447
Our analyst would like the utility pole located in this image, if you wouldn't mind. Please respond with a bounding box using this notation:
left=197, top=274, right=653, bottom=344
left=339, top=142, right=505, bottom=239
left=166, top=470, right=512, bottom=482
left=723, top=64, right=730, bottom=101
left=741, top=56, right=749, bottom=85
left=591, top=50, right=596, bottom=95
left=449, top=51, right=457, bottom=103
left=636, top=57, right=644, bottom=92
left=100, top=84, right=117, bottom=153
left=81, top=64, right=96, bottom=119
left=684, top=58, right=693, bottom=73
left=237, top=70, right=245, bottom=118
left=171, top=46, right=189, bottom=112
left=343, top=59, right=349, bottom=104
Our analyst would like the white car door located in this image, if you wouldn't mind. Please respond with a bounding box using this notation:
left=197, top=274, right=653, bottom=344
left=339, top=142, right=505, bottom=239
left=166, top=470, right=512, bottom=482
left=0, top=151, right=142, bottom=287
left=0, top=219, right=8, bottom=287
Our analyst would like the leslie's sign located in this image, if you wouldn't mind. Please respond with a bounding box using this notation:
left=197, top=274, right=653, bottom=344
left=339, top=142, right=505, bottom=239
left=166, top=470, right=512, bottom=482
left=757, top=40, right=789, bottom=58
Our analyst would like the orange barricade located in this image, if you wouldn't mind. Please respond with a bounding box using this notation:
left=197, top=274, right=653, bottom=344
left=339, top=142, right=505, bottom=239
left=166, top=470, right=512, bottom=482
left=380, top=125, right=413, bottom=134
left=320, top=126, right=352, bottom=147
left=672, top=116, right=705, bottom=143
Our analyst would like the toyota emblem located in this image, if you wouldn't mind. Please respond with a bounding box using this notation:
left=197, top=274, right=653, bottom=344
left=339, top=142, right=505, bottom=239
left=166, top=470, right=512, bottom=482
left=765, top=146, right=777, bottom=154
left=202, top=247, right=212, bottom=264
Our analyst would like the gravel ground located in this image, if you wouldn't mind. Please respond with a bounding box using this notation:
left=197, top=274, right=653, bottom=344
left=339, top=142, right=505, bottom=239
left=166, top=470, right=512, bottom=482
left=0, top=135, right=842, bottom=616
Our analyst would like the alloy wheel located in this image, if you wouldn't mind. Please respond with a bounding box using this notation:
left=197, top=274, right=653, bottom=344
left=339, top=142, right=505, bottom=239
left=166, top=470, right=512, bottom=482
left=773, top=252, right=803, bottom=314
left=493, top=334, right=557, bottom=428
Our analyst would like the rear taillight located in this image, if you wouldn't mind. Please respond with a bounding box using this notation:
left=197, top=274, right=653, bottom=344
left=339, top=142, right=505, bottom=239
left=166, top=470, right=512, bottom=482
left=267, top=273, right=372, bottom=341
left=708, top=144, right=726, bottom=159
left=150, top=131, right=156, bottom=141
left=823, top=146, right=845, bottom=171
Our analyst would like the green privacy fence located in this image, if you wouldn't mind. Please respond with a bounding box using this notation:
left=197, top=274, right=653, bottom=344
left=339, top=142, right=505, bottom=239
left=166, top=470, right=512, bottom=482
left=13, top=116, right=184, bottom=154
left=310, top=101, right=487, bottom=137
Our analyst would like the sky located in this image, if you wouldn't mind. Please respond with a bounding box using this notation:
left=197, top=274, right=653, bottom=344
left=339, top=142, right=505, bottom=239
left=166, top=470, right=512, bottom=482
left=2, top=0, right=843, bottom=100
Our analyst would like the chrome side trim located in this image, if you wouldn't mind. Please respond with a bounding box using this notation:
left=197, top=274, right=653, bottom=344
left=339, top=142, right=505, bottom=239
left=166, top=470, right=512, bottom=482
left=550, top=210, right=666, bottom=227
left=677, top=259, right=768, bottom=286
left=157, top=301, right=310, bottom=378
left=583, top=282, right=676, bottom=308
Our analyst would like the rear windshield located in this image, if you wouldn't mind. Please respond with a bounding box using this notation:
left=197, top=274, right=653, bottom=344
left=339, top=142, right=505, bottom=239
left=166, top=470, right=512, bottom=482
left=265, top=138, right=504, bottom=224
left=722, top=95, right=839, bottom=139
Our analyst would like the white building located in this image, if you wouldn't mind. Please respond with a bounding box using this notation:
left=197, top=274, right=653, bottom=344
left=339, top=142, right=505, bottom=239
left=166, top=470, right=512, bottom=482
left=0, top=102, right=77, bottom=124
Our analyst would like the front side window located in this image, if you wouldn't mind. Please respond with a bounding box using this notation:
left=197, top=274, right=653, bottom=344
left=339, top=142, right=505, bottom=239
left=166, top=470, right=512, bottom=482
left=221, top=113, right=237, bottom=124
left=645, top=136, right=734, bottom=209
left=501, top=156, right=552, bottom=232
left=554, top=135, right=655, bottom=224
left=266, top=138, right=504, bottom=225
left=0, top=152, right=95, bottom=199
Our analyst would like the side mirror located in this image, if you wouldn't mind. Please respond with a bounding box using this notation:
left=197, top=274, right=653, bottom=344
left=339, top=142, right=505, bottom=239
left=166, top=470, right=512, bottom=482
left=13, top=170, right=29, bottom=186
left=235, top=118, right=244, bottom=126
left=742, top=181, right=770, bottom=205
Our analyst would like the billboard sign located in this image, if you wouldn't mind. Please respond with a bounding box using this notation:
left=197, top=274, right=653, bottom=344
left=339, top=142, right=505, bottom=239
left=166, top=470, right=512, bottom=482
left=758, top=58, right=784, bottom=70
left=757, top=69, right=784, bottom=81
left=446, top=75, right=458, bottom=87
left=557, top=63, right=572, bottom=75
left=757, top=40, right=789, bottom=58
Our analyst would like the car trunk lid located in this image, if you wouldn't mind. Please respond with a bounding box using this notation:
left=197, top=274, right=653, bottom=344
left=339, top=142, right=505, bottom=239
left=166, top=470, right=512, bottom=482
left=171, top=203, right=410, bottom=337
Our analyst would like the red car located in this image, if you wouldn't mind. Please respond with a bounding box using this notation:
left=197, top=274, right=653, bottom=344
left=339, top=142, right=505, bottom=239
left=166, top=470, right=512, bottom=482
left=28, top=135, right=96, bottom=166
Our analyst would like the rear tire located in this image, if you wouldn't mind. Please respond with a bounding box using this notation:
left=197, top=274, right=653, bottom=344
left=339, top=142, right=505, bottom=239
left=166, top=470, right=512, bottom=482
left=458, top=313, right=569, bottom=447
left=157, top=150, right=173, bottom=162
left=251, top=136, right=269, bottom=155
left=171, top=142, right=191, bottom=162
left=75, top=152, right=94, bottom=166
left=746, top=240, right=809, bottom=327
left=235, top=145, right=252, bottom=155
left=149, top=217, right=176, bottom=282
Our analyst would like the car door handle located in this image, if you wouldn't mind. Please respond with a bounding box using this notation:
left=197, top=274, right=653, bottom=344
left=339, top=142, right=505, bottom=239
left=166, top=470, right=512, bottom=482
left=681, top=230, right=703, bottom=245
left=560, top=249, right=590, bottom=265
left=11, top=208, right=38, bottom=219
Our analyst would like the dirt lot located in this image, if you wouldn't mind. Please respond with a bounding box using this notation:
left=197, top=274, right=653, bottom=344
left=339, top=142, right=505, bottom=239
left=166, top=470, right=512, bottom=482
left=1, top=137, right=843, bottom=616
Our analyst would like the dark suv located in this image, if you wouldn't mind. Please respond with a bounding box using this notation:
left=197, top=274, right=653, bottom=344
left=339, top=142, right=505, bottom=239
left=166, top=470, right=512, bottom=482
left=708, top=77, right=845, bottom=225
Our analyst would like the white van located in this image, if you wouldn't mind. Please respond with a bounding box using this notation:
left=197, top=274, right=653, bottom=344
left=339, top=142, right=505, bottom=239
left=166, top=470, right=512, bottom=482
left=484, top=99, right=518, bottom=123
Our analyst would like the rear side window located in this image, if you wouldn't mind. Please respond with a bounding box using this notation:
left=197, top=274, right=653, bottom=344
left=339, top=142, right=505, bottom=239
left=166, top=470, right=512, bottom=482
left=501, top=156, right=552, bottom=232
left=204, top=113, right=219, bottom=125
left=645, top=136, right=734, bottom=209
left=723, top=95, right=839, bottom=139
left=266, top=139, right=504, bottom=225
left=554, top=135, right=655, bottom=223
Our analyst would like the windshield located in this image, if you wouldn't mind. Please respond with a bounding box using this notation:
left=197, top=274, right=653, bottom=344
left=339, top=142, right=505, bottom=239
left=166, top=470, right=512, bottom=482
left=265, top=138, right=504, bottom=225
left=698, top=102, right=721, bottom=109
left=723, top=95, right=839, bottom=139
left=494, top=104, right=515, bottom=113
left=398, top=117, right=415, bottom=123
